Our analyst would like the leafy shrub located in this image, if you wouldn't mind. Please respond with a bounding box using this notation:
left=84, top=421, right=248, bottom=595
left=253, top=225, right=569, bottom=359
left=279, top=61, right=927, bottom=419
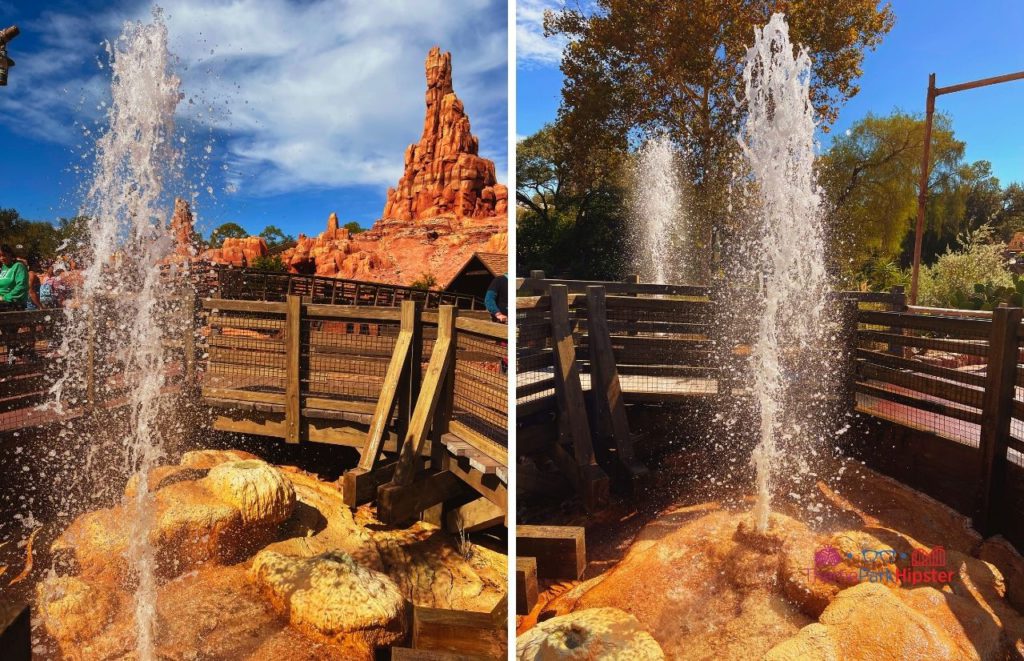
left=917, top=224, right=1012, bottom=308
left=249, top=254, right=287, bottom=272
left=410, top=272, right=437, bottom=291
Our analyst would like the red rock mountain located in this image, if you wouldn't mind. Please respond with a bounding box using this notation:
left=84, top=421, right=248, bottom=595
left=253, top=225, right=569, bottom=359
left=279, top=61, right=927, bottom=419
left=201, top=46, right=506, bottom=288
left=382, top=47, right=507, bottom=222
left=276, top=46, right=507, bottom=286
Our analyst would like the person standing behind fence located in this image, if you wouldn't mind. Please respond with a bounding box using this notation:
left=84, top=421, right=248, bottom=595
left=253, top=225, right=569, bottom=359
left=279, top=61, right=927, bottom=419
left=40, top=262, right=69, bottom=308
left=485, top=272, right=508, bottom=323
left=23, top=256, right=43, bottom=310
left=0, top=244, right=29, bottom=310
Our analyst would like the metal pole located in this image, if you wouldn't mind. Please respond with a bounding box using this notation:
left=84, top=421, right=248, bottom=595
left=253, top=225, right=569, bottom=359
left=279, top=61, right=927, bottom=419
left=909, top=73, right=936, bottom=306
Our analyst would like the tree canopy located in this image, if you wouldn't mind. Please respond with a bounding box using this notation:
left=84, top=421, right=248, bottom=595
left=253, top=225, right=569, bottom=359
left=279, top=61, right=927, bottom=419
left=259, top=225, right=294, bottom=248
left=545, top=1, right=895, bottom=215
left=208, top=222, right=248, bottom=248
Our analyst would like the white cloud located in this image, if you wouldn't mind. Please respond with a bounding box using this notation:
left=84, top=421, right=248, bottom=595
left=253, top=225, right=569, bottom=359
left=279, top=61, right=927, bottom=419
left=0, top=0, right=508, bottom=198
left=516, top=0, right=566, bottom=67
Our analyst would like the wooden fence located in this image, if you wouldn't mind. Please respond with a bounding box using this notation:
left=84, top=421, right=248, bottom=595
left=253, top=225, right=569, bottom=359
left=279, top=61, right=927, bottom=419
left=0, top=293, right=195, bottom=433
left=202, top=295, right=508, bottom=530
left=204, top=265, right=485, bottom=310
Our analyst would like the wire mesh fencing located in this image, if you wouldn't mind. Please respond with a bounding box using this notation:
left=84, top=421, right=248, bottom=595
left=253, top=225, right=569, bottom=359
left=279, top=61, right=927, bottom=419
left=576, top=293, right=718, bottom=397
left=453, top=326, right=508, bottom=444
left=853, top=306, right=988, bottom=448
left=303, top=314, right=399, bottom=403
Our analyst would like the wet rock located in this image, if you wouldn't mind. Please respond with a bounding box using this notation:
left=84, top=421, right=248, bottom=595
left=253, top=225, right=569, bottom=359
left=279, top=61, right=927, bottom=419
left=371, top=519, right=506, bottom=612
left=516, top=607, right=665, bottom=660
left=35, top=575, right=127, bottom=659
left=50, top=507, right=131, bottom=581
left=124, top=464, right=207, bottom=499
left=250, top=549, right=407, bottom=654
left=767, top=582, right=991, bottom=660
left=206, top=459, right=296, bottom=526
left=179, top=448, right=260, bottom=470
left=978, top=535, right=1024, bottom=612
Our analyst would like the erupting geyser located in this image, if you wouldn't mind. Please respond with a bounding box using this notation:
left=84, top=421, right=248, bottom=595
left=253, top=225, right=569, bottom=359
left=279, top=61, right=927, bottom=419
left=738, top=13, right=833, bottom=532
left=631, top=135, right=690, bottom=285
left=51, top=8, right=186, bottom=658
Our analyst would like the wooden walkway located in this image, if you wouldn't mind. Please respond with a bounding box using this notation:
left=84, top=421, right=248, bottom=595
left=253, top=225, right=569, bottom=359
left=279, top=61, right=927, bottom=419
left=203, top=295, right=509, bottom=530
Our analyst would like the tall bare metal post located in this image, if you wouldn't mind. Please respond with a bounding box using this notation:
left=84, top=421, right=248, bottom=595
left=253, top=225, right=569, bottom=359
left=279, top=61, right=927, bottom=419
left=909, top=69, right=1024, bottom=305
left=909, top=74, right=935, bottom=306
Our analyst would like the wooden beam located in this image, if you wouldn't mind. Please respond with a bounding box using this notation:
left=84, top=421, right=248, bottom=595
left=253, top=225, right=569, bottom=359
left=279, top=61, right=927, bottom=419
left=412, top=605, right=506, bottom=659
left=342, top=460, right=405, bottom=508
left=549, top=285, right=608, bottom=511
left=516, top=525, right=586, bottom=580
left=393, top=306, right=457, bottom=486
left=976, top=306, right=1023, bottom=536
left=377, top=470, right=467, bottom=525
left=585, top=285, right=648, bottom=488
left=516, top=557, right=539, bottom=615
left=442, top=452, right=507, bottom=515
left=284, top=294, right=301, bottom=443
left=358, top=300, right=418, bottom=472
left=446, top=496, right=504, bottom=533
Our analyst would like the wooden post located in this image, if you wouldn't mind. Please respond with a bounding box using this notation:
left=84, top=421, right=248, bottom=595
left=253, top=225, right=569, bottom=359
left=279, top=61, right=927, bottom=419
left=516, top=525, right=586, bottom=579
left=528, top=270, right=546, bottom=296
left=0, top=602, right=30, bottom=661
left=516, top=557, right=539, bottom=615
left=976, top=305, right=1022, bottom=536
left=284, top=294, right=301, bottom=443
left=392, top=305, right=457, bottom=486
left=887, top=285, right=907, bottom=356
left=549, top=285, right=608, bottom=511
left=182, top=292, right=197, bottom=387
left=840, top=298, right=860, bottom=413
left=585, top=285, right=648, bottom=488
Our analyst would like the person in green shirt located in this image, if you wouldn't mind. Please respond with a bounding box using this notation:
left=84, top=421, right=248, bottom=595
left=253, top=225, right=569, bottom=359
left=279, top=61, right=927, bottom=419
left=0, top=244, right=29, bottom=310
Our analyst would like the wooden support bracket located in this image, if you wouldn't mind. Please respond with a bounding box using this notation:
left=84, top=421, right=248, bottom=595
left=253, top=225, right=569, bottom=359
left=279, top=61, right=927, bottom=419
left=549, top=285, right=609, bottom=510
left=392, top=305, right=457, bottom=486
left=584, top=285, right=649, bottom=491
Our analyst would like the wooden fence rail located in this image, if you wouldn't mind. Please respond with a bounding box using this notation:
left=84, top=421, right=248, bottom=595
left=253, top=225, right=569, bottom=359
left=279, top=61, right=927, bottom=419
left=206, top=265, right=485, bottom=310
left=517, top=274, right=1024, bottom=542
left=201, top=295, right=508, bottom=528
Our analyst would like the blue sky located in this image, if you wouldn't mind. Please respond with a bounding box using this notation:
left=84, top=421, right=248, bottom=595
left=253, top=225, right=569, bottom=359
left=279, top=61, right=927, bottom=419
left=0, top=0, right=508, bottom=239
left=517, top=0, right=1024, bottom=186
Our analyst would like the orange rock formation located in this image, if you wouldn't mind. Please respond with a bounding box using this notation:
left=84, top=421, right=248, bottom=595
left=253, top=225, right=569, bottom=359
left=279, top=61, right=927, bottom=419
left=202, top=236, right=269, bottom=267
left=272, top=46, right=506, bottom=287
left=382, top=46, right=507, bottom=222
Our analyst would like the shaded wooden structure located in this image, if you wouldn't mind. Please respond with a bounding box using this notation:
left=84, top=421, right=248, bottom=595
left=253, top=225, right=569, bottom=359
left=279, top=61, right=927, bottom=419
left=201, top=294, right=508, bottom=531
left=445, top=252, right=507, bottom=301
left=518, top=271, right=1024, bottom=552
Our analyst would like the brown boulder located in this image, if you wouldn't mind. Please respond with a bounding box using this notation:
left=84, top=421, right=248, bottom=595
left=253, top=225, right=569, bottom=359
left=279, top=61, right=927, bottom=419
left=516, top=607, right=665, bottom=660
left=250, top=549, right=407, bottom=654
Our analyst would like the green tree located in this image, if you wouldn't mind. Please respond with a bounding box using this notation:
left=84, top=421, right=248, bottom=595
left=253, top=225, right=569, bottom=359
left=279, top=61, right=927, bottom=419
left=259, top=224, right=294, bottom=248
left=410, top=272, right=438, bottom=290
left=0, top=208, right=62, bottom=259
left=544, top=0, right=895, bottom=273
left=208, top=222, right=248, bottom=248
left=818, top=112, right=971, bottom=279
left=249, top=254, right=287, bottom=272
left=343, top=221, right=365, bottom=234
left=517, top=123, right=630, bottom=280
